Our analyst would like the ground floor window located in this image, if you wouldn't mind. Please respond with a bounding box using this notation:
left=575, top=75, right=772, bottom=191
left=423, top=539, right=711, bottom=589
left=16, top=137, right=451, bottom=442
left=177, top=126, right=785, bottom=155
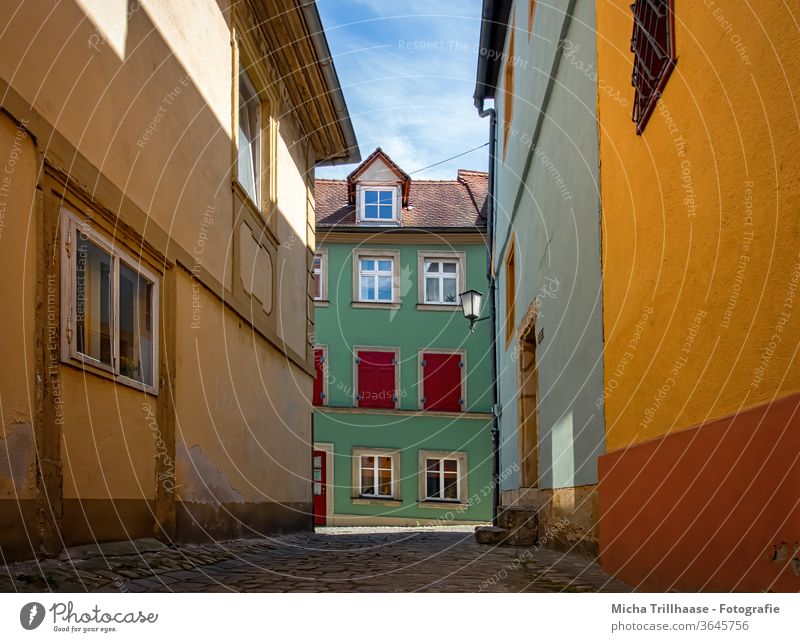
left=418, top=450, right=468, bottom=504
left=352, top=448, right=400, bottom=501
left=360, top=454, right=394, bottom=498
left=425, top=458, right=459, bottom=501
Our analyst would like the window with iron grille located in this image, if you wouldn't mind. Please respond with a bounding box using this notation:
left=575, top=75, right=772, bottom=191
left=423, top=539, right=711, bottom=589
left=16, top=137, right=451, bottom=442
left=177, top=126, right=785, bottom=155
left=630, top=0, right=676, bottom=133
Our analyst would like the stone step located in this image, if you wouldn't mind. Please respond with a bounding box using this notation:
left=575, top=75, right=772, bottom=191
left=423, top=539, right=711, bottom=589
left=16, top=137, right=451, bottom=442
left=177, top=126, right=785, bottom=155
left=474, top=526, right=508, bottom=545
left=58, top=538, right=167, bottom=562
left=497, top=505, right=538, bottom=546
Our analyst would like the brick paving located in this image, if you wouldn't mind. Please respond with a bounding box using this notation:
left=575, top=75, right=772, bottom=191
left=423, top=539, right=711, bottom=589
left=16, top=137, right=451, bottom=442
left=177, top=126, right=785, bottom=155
left=0, top=526, right=631, bottom=593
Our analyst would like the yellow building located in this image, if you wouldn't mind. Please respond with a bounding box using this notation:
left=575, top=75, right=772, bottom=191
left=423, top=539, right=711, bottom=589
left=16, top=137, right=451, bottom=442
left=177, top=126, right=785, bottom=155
left=0, top=0, right=358, bottom=560
left=597, top=0, right=800, bottom=590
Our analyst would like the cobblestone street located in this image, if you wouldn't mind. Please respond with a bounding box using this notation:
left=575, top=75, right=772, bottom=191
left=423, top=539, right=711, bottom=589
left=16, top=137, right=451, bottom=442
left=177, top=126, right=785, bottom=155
left=0, top=527, right=630, bottom=593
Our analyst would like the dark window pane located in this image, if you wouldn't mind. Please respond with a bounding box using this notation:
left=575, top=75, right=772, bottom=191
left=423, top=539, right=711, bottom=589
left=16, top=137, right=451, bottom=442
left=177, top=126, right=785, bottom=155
left=378, top=467, right=391, bottom=496
left=426, top=471, right=440, bottom=499
left=118, top=262, right=154, bottom=385
left=75, top=235, right=113, bottom=366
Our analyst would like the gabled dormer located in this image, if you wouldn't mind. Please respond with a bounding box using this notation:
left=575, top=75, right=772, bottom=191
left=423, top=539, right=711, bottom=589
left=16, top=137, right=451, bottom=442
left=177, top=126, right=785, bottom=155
left=346, top=148, right=411, bottom=225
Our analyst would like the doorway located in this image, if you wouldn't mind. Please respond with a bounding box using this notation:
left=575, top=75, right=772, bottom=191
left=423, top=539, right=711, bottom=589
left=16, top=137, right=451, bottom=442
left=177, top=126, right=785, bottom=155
left=518, top=316, right=539, bottom=488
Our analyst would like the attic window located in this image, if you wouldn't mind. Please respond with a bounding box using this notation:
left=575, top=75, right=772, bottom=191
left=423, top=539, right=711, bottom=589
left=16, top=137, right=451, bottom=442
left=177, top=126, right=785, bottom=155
left=360, top=188, right=396, bottom=222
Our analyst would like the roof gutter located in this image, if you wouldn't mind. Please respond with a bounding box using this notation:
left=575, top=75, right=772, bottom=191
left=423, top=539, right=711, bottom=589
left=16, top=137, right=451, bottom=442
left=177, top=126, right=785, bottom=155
left=298, top=0, right=360, bottom=166
left=474, top=0, right=508, bottom=526
left=474, top=0, right=513, bottom=107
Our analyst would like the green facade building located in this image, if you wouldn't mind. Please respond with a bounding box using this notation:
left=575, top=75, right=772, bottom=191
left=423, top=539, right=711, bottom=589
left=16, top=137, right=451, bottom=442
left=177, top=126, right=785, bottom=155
left=311, top=149, right=493, bottom=526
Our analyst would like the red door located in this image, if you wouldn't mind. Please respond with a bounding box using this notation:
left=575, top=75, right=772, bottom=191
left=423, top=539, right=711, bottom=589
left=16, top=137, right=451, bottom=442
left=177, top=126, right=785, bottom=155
left=312, top=449, right=326, bottom=526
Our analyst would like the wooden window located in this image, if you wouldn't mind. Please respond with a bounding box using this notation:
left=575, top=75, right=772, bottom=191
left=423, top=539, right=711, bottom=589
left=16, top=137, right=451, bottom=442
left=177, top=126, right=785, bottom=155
left=352, top=249, right=400, bottom=308
left=352, top=447, right=401, bottom=501
left=355, top=349, right=398, bottom=409
left=313, top=347, right=327, bottom=406
left=417, top=250, right=466, bottom=309
left=425, top=458, right=460, bottom=501
left=359, top=257, right=393, bottom=302
left=502, top=23, right=515, bottom=157
left=505, top=236, right=516, bottom=347
left=313, top=252, right=324, bottom=300
left=359, top=453, right=394, bottom=498
left=61, top=209, right=159, bottom=394
left=237, top=63, right=261, bottom=205
left=420, top=351, right=464, bottom=412
left=360, top=188, right=396, bottom=222
left=417, top=450, right=468, bottom=505
left=630, top=0, right=676, bottom=133
left=423, top=259, right=458, bottom=305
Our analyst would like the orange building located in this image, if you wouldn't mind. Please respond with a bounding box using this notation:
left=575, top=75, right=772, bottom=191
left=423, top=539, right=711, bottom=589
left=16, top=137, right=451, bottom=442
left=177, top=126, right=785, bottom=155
left=596, top=0, right=800, bottom=590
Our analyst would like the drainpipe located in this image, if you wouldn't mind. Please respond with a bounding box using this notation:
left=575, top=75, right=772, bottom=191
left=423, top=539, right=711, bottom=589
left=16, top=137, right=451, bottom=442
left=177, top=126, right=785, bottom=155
left=475, top=98, right=500, bottom=526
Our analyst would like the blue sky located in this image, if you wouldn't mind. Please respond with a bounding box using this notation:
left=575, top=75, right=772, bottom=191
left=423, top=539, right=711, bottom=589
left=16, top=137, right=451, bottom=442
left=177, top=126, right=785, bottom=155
left=316, top=0, right=489, bottom=179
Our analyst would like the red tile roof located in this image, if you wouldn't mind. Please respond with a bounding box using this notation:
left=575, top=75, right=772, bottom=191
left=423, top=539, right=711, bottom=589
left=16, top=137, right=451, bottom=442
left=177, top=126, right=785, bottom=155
left=315, top=169, right=488, bottom=230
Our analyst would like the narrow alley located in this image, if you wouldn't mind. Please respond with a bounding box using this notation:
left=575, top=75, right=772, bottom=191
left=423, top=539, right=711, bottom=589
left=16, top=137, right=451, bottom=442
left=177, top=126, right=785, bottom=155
left=1, top=528, right=629, bottom=593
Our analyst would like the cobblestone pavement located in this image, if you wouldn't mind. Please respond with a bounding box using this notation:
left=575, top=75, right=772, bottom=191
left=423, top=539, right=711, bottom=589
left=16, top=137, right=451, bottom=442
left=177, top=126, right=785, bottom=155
left=0, top=526, right=631, bottom=593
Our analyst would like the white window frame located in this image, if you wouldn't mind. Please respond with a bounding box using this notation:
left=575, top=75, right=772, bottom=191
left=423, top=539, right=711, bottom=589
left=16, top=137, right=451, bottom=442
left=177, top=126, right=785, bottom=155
left=358, top=256, right=394, bottom=302
left=351, top=249, right=400, bottom=309
left=312, top=248, right=328, bottom=303
left=60, top=209, right=160, bottom=395
left=417, top=250, right=466, bottom=309
left=237, top=63, right=262, bottom=208
left=423, top=258, right=460, bottom=305
left=418, top=450, right=468, bottom=506
left=358, top=186, right=398, bottom=223
left=351, top=448, right=401, bottom=502
left=359, top=454, right=394, bottom=499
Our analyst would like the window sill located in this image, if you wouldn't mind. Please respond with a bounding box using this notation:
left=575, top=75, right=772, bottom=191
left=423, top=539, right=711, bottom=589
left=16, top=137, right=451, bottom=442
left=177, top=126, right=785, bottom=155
left=352, top=497, right=401, bottom=507
left=357, top=220, right=400, bottom=226
left=314, top=299, right=330, bottom=308
left=62, top=358, right=159, bottom=396
left=351, top=301, right=401, bottom=310
left=416, top=303, right=459, bottom=312
left=418, top=500, right=468, bottom=510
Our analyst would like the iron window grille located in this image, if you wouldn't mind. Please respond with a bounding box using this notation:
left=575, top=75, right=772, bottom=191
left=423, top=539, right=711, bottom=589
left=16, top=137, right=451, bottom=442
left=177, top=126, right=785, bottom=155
left=630, top=0, right=676, bottom=133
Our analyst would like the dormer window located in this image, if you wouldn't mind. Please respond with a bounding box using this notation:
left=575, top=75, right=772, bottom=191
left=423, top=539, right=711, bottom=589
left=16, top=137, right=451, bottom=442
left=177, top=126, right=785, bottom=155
left=345, top=149, right=410, bottom=225
left=360, top=188, right=397, bottom=223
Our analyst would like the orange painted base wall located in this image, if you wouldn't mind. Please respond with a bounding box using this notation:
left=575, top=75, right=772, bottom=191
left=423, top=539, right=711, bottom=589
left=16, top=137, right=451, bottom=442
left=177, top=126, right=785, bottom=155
left=599, top=393, right=800, bottom=592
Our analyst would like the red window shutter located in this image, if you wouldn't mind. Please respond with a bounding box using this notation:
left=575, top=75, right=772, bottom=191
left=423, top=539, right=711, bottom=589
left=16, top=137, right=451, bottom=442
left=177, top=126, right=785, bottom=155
left=422, top=353, right=462, bottom=412
left=313, top=349, right=325, bottom=406
left=357, top=350, right=396, bottom=409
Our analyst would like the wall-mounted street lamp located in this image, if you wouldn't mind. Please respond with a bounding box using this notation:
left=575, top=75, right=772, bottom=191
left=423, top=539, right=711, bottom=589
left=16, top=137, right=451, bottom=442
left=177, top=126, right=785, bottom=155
left=459, top=289, right=489, bottom=332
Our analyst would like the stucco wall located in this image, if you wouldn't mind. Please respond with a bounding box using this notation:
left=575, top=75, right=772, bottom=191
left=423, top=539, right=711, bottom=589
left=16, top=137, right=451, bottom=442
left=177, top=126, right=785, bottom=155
left=0, top=0, right=234, bottom=289
left=175, top=269, right=311, bottom=507
left=494, top=0, right=605, bottom=491
left=0, top=114, right=37, bottom=504
left=0, top=0, right=320, bottom=555
left=313, top=236, right=493, bottom=522
left=314, top=411, right=492, bottom=523
left=316, top=240, right=493, bottom=412
left=597, top=0, right=800, bottom=451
